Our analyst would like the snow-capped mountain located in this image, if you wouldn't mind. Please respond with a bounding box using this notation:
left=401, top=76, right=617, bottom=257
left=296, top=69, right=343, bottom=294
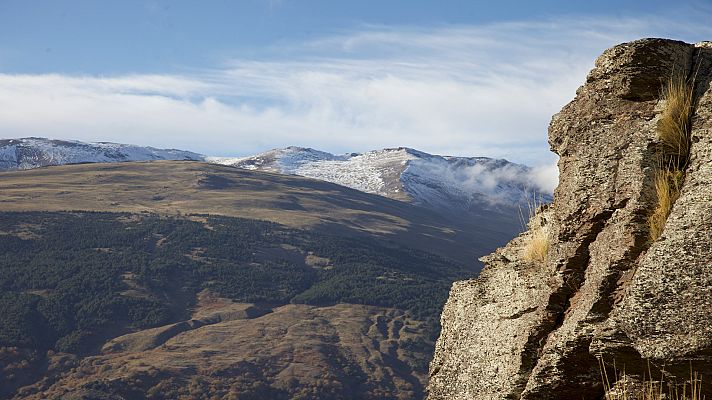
left=1, top=138, right=551, bottom=218
left=209, top=146, right=551, bottom=213
left=0, top=138, right=202, bottom=171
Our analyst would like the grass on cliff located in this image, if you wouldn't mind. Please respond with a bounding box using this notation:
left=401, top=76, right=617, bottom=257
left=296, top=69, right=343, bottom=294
left=519, top=198, right=550, bottom=264
left=648, top=169, right=684, bottom=241
left=600, top=358, right=703, bottom=400
left=648, top=73, right=695, bottom=241
left=657, top=73, right=695, bottom=167
left=523, top=225, right=550, bottom=263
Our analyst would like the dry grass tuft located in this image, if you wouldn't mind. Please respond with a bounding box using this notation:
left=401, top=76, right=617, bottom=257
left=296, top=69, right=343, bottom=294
left=648, top=73, right=695, bottom=241
left=599, top=357, right=704, bottom=400
left=657, top=73, right=695, bottom=168
left=648, top=169, right=684, bottom=241
left=520, top=197, right=550, bottom=264
left=523, top=225, right=550, bottom=263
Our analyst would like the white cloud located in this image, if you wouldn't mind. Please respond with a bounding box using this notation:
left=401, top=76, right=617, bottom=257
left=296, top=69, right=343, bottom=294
left=1, top=14, right=712, bottom=197
left=530, top=162, right=560, bottom=194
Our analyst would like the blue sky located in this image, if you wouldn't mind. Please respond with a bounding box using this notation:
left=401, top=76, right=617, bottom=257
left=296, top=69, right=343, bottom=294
left=0, top=0, right=703, bottom=74
left=1, top=0, right=712, bottom=177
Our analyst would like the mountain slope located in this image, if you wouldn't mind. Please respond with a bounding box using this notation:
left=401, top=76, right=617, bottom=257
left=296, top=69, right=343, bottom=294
left=1, top=211, right=463, bottom=399
left=0, top=161, right=489, bottom=399
left=0, top=137, right=201, bottom=170
left=0, top=160, right=512, bottom=265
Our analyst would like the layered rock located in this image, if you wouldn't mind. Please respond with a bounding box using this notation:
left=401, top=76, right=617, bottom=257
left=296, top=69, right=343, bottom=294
left=604, top=41, right=712, bottom=374
left=428, top=39, right=712, bottom=399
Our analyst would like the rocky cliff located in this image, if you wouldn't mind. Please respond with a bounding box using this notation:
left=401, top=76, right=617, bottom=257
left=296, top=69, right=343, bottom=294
left=428, top=38, right=712, bottom=399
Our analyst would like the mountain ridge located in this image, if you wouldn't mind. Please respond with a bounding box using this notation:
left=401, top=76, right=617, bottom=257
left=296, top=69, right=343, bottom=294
left=0, top=137, right=202, bottom=170
left=209, top=145, right=551, bottom=211
left=1, top=137, right=552, bottom=206
left=0, top=137, right=553, bottom=234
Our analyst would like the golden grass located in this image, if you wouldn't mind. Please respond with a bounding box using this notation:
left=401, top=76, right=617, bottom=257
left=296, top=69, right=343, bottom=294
left=599, top=358, right=704, bottom=400
left=523, top=225, right=550, bottom=263
left=648, top=169, right=683, bottom=241
left=648, top=73, right=695, bottom=241
left=520, top=197, right=550, bottom=263
left=657, top=73, right=695, bottom=168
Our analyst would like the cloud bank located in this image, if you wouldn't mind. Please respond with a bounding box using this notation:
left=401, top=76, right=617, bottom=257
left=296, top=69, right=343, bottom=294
left=2, top=13, right=712, bottom=194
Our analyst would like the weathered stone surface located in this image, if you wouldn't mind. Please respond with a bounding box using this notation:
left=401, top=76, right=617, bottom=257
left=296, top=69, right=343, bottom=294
left=428, top=208, right=556, bottom=399
left=587, top=38, right=692, bottom=101
left=520, top=39, right=693, bottom=399
left=609, top=42, right=712, bottom=372
left=428, top=38, right=711, bottom=399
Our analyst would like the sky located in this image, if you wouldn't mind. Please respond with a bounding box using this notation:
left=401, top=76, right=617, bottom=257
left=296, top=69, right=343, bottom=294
left=1, top=0, right=712, bottom=179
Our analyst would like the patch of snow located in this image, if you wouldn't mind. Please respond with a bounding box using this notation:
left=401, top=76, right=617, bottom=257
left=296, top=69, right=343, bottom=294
left=0, top=143, right=19, bottom=170
left=216, top=146, right=552, bottom=211
left=292, top=148, right=417, bottom=195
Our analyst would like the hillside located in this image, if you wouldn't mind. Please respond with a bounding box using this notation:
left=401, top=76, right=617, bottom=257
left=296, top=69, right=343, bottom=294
left=428, top=39, right=712, bottom=399
left=0, top=161, right=507, bottom=399
left=0, top=160, right=516, bottom=265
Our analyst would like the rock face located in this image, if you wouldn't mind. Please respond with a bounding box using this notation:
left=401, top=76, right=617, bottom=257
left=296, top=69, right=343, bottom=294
left=428, top=38, right=712, bottom=399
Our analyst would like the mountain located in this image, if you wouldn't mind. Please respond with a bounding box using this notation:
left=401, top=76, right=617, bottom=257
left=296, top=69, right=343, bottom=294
left=209, top=146, right=549, bottom=215
left=0, top=161, right=483, bottom=399
left=0, top=137, right=202, bottom=170
left=0, top=138, right=551, bottom=223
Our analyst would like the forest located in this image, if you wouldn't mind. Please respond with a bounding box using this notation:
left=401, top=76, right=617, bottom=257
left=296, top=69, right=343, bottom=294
left=0, top=211, right=471, bottom=355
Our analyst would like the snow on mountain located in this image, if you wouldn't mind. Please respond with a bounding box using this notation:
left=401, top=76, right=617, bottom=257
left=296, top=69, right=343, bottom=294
left=0, top=137, right=203, bottom=171
left=1, top=138, right=552, bottom=215
left=207, top=147, right=344, bottom=173
left=210, top=146, right=552, bottom=212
